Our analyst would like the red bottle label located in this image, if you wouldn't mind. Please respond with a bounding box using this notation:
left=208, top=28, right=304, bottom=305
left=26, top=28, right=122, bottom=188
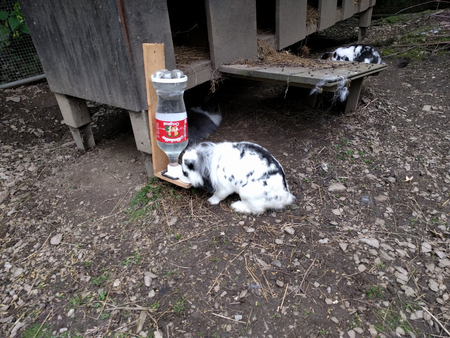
left=156, top=119, right=188, bottom=143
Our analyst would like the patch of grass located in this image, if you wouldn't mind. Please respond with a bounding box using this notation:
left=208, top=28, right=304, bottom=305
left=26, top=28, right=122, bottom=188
left=122, top=248, right=142, bottom=267
left=92, top=269, right=109, bottom=286
left=22, top=324, right=52, bottom=338
left=127, top=179, right=163, bottom=220
left=366, top=285, right=383, bottom=299
left=68, top=294, right=90, bottom=307
left=376, top=261, right=386, bottom=269
left=172, top=295, right=186, bottom=313
left=349, top=313, right=361, bottom=329
left=375, top=307, right=415, bottom=334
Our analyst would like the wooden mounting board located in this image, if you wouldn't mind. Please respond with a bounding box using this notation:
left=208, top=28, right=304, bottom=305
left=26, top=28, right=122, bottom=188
left=219, top=61, right=387, bottom=90
left=143, top=43, right=192, bottom=189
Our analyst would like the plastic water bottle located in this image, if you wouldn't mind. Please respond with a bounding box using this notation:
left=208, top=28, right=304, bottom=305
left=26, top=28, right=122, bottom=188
left=151, top=69, right=190, bottom=182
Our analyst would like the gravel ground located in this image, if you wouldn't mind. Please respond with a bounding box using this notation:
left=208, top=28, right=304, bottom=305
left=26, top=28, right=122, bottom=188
left=1, top=9, right=450, bottom=338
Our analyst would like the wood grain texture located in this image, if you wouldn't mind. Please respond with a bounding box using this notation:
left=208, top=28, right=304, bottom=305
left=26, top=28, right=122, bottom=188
left=143, top=43, right=168, bottom=174
left=21, top=0, right=175, bottom=111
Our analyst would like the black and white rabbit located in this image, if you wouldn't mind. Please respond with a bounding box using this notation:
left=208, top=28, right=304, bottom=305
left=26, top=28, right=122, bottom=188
left=181, top=141, right=296, bottom=214
left=321, top=45, right=384, bottom=64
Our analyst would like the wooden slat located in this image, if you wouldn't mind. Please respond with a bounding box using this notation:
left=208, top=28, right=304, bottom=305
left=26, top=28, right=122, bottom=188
left=342, top=0, right=356, bottom=20
left=219, top=62, right=387, bottom=90
left=205, top=0, right=257, bottom=68
left=21, top=0, right=175, bottom=112
left=276, top=0, right=307, bottom=50
left=143, top=43, right=167, bottom=174
left=318, top=0, right=338, bottom=31
left=359, top=0, right=370, bottom=12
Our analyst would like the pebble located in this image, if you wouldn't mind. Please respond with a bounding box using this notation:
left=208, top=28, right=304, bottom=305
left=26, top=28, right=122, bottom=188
left=328, top=183, right=346, bottom=192
left=144, top=273, right=152, bottom=287
left=339, top=243, right=348, bottom=252
left=421, top=242, right=432, bottom=253
left=395, top=327, right=405, bottom=335
left=276, top=280, right=284, bottom=287
left=50, top=234, right=63, bottom=246
left=67, top=309, right=75, bottom=317
left=284, top=226, right=295, bottom=235
left=347, top=329, right=356, bottom=338
left=360, top=238, right=380, bottom=249
left=358, top=265, right=367, bottom=272
left=13, top=268, right=23, bottom=278
left=275, top=239, right=283, bottom=245
left=429, top=279, right=439, bottom=292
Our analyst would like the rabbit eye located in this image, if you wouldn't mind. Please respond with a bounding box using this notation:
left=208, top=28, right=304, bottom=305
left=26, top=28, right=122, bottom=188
left=184, top=160, right=195, bottom=171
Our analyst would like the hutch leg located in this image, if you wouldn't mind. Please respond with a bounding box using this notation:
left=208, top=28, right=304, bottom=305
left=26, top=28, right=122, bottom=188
left=128, top=110, right=154, bottom=177
left=345, top=77, right=364, bottom=113
left=54, top=93, right=95, bottom=150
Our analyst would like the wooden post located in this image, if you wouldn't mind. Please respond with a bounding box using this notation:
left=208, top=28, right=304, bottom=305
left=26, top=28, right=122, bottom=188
left=345, top=77, right=364, bottom=113
left=142, top=43, right=191, bottom=189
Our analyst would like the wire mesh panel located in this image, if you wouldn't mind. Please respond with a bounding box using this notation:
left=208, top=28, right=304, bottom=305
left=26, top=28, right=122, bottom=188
left=0, top=0, right=43, bottom=86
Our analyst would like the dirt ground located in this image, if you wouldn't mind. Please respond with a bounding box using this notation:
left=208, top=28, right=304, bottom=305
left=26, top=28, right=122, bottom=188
left=1, top=9, right=450, bottom=338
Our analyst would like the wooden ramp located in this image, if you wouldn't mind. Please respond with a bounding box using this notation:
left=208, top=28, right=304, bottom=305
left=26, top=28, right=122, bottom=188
left=219, top=61, right=387, bottom=113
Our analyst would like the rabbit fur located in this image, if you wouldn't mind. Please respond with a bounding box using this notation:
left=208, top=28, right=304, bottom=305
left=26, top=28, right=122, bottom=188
left=181, top=141, right=296, bottom=214
left=321, top=45, right=384, bottom=64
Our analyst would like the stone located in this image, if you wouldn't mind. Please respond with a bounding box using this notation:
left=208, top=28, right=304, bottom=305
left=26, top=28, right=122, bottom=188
left=429, top=279, right=439, bottom=292
left=332, top=208, right=342, bottom=216
left=50, top=234, right=63, bottom=246
left=422, top=105, right=432, bottom=111
left=374, top=195, right=389, bottom=202
left=284, top=226, right=295, bottom=235
left=360, top=238, right=380, bottom=249
left=410, top=310, right=423, bottom=320
left=13, top=268, right=24, bottom=278
left=421, top=242, right=432, bottom=253
left=328, top=183, right=346, bottom=192
left=144, top=273, right=152, bottom=287
left=395, top=327, right=405, bottom=335
left=339, top=243, right=348, bottom=252
left=439, top=259, right=450, bottom=268
left=0, top=189, right=8, bottom=204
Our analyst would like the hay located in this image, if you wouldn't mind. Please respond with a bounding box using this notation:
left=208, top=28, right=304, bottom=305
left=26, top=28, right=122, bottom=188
left=306, top=5, right=319, bottom=28
left=174, top=46, right=210, bottom=66
left=234, top=40, right=346, bottom=71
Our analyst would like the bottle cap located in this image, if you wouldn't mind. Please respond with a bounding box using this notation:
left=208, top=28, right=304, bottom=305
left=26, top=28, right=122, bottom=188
left=151, top=69, right=188, bottom=83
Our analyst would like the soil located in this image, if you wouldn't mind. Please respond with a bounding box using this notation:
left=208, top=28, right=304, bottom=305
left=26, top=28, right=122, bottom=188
left=1, top=10, right=450, bottom=338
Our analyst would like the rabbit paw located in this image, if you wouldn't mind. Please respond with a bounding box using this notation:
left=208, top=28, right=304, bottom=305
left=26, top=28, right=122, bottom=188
left=208, top=195, right=222, bottom=205
left=230, top=201, right=253, bottom=214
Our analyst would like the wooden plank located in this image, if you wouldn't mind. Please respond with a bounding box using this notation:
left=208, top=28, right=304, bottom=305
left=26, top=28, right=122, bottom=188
left=276, top=0, right=307, bottom=50
left=205, top=0, right=257, bottom=68
left=219, top=62, right=387, bottom=89
left=359, top=0, right=370, bottom=12
left=318, top=0, right=338, bottom=31
left=179, top=60, right=213, bottom=90
left=154, top=172, right=191, bottom=189
left=20, top=0, right=175, bottom=112
left=342, top=0, right=356, bottom=20
left=143, top=43, right=169, bottom=175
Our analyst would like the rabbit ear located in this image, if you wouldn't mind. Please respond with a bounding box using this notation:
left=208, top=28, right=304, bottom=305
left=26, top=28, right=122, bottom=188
left=202, top=176, right=215, bottom=193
